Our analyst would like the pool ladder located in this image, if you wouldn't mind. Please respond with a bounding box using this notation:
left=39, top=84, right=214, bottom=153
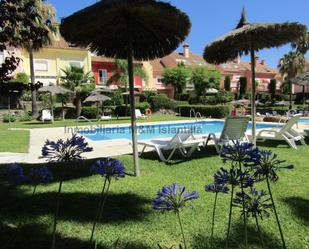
left=190, top=109, right=203, bottom=122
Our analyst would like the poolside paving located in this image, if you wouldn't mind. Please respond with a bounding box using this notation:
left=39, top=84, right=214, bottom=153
left=2, top=119, right=309, bottom=164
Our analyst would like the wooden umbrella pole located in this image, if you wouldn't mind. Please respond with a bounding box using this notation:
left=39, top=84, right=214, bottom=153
left=127, top=15, right=140, bottom=177
left=250, top=40, right=256, bottom=146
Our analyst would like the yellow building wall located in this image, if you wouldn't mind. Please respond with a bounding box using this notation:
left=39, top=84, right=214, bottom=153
left=20, top=48, right=92, bottom=85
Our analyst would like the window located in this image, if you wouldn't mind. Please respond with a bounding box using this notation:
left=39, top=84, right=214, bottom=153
left=69, top=61, right=82, bottom=68
left=34, top=60, right=48, bottom=71
left=0, top=51, right=4, bottom=64
left=156, top=77, right=163, bottom=84
left=98, top=69, right=108, bottom=85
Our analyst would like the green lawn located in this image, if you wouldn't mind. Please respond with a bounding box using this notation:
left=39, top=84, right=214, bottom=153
left=0, top=142, right=308, bottom=249
left=0, top=130, right=29, bottom=153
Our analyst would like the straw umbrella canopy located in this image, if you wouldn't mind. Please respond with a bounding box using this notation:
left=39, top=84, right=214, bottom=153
left=38, top=84, right=73, bottom=121
left=292, top=71, right=309, bottom=104
left=84, top=93, right=112, bottom=118
left=60, top=0, right=191, bottom=176
left=203, top=9, right=307, bottom=145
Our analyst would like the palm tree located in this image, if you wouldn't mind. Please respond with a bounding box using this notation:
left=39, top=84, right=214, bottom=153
left=107, top=59, right=148, bottom=113
left=278, top=51, right=306, bottom=109
left=292, top=32, right=309, bottom=55
left=61, top=66, right=95, bottom=116
left=27, top=1, right=58, bottom=117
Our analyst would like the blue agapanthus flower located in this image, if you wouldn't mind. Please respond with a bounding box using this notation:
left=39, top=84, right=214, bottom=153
left=153, top=183, right=199, bottom=212
left=214, top=167, right=254, bottom=187
left=233, top=187, right=272, bottom=219
left=248, top=149, right=294, bottom=182
left=205, top=183, right=229, bottom=194
left=5, top=163, right=27, bottom=185
left=90, top=158, right=126, bottom=180
left=41, top=134, right=93, bottom=162
left=220, top=141, right=260, bottom=164
left=28, top=166, right=53, bottom=184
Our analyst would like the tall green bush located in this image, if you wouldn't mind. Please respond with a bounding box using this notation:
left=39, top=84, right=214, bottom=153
left=224, top=76, right=231, bottom=91
left=269, top=79, right=277, bottom=100
left=239, top=77, right=247, bottom=99
left=150, top=94, right=176, bottom=111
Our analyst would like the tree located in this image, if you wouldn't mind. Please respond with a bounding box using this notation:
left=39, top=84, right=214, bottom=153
left=27, top=1, right=58, bottom=118
left=269, top=79, right=277, bottom=101
left=239, top=77, right=247, bottom=99
left=107, top=59, right=148, bottom=114
left=224, top=76, right=231, bottom=91
left=190, top=65, right=221, bottom=103
left=0, top=0, right=51, bottom=82
left=61, top=66, right=95, bottom=116
left=278, top=51, right=306, bottom=109
left=162, top=63, right=190, bottom=100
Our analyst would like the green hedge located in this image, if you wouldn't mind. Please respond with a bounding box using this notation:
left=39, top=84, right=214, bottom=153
left=81, top=106, right=99, bottom=119
left=115, top=102, right=150, bottom=117
left=179, top=105, right=231, bottom=118
left=54, top=107, right=76, bottom=119
left=3, top=114, right=16, bottom=123
left=150, top=94, right=176, bottom=111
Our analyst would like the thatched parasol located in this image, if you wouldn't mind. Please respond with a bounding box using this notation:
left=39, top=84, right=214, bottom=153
left=83, top=93, right=111, bottom=103
left=60, top=0, right=191, bottom=177
left=292, top=71, right=309, bottom=104
left=204, top=8, right=307, bottom=146
left=38, top=84, right=73, bottom=121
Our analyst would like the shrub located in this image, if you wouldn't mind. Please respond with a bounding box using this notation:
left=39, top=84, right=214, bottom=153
left=140, top=90, right=157, bottom=103
left=19, top=111, right=32, bottom=121
left=200, top=91, right=233, bottom=105
left=15, top=72, right=29, bottom=84
left=81, top=106, right=99, bottom=119
left=111, top=90, right=124, bottom=106
left=150, top=94, right=176, bottom=111
left=54, top=107, right=76, bottom=119
left=178, top=93, right=190, bottom=101
left=3, top=114, right=16, bottom=122
left=115, top=105, right=128, bottom=117
left=20, top=90, right=32, bottom=101
left=179, top=104, right=231, bottom=118
left=136, top=102, right=150, bottom=113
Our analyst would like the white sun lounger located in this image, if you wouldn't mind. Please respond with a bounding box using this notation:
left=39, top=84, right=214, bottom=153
left=41, top=109, right=53, bottom=122
left=256, top=115, right=306, bottom=149
left=204, top=116, right=250, bottom=153
left=135, top=109, right=147, bottom=119
left=138, top=128, right=204, bottom=162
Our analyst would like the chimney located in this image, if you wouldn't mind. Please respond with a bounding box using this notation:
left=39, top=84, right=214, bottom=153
left=236, top=55, right=241, bottom=64
left=183, top=43, right=190, bottom=58
left=255, top=56, right=259, bottom=65
left=261, top=59, right=266, bottom=66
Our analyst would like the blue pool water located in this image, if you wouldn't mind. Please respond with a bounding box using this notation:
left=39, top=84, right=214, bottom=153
left=300, top=117, right=309, bottom=123
left=80, top=121, right=280, bottom=141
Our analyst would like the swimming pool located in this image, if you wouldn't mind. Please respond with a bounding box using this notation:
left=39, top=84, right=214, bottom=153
left=80, top=120, right=280, bottom=141
left=300, top=117, right=309, bottom=123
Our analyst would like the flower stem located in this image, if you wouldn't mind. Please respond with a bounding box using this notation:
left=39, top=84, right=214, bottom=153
left=210, top=193, right=218, bottom=249
left=176, top=211, right=187, bottom=249
left=226, top=185, right=234, bottom=249
left=51, top=167, right=65, bottom=249
left=266, top=177, right=286, bottom=249
left=32, top=185, right=37, bottom=197
left=238, top=162, right=248, bottom=249
left=89, top=178, right=111, bottom=247
left=255, top=214, right=265, bottom=249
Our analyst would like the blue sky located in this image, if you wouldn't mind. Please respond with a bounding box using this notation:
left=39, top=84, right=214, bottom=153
left=49, top=0, right=308, bottom=68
